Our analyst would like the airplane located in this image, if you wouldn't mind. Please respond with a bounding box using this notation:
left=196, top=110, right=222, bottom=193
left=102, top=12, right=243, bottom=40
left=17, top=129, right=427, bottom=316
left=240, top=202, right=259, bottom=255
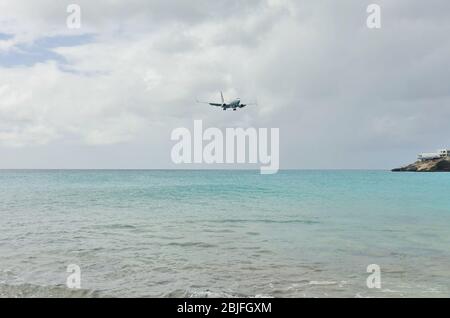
left=197, top=92, right=257, bottom=111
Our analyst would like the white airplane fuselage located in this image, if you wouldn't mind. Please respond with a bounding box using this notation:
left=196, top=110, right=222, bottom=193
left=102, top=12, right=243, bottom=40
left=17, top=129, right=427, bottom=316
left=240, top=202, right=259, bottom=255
left=224, top=99, right=242, bottom=110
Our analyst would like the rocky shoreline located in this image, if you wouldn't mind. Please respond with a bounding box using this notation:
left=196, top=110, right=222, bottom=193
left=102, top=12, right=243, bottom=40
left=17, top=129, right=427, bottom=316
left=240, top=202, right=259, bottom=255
left=392, top=158, right=450, bottom=172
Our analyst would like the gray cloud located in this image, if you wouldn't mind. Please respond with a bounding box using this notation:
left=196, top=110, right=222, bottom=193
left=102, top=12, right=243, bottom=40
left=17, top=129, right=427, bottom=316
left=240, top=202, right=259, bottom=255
left=0, top=0, right=449, bottom=169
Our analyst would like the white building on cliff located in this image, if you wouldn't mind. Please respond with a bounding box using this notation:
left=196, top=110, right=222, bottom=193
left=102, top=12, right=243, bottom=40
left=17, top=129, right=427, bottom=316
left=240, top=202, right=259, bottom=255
left=418, top=149, right=449, bottom=161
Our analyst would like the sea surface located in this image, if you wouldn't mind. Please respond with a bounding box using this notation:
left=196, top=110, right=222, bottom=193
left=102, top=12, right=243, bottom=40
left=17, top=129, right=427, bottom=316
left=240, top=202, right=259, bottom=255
left=0, top=170, right=449, bottom=298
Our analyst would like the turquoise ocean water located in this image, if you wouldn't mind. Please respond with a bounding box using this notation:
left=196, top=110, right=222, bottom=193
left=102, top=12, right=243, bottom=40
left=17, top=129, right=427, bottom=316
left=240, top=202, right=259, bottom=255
left=0, top=170, right=449, bottom=297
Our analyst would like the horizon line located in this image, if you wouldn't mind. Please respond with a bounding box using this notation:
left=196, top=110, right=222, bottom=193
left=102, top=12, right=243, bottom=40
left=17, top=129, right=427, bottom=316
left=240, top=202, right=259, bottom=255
left=0, top=168, right=390, bottom=171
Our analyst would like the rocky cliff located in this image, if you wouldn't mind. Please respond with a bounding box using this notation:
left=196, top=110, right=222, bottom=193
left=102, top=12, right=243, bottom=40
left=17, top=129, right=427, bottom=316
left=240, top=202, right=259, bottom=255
left=392, top=158, right=450, bottom=172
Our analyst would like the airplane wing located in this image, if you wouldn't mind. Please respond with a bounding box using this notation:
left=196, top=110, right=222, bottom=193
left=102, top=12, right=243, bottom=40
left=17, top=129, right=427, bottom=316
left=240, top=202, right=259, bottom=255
left=196, top=99, right=222, bottom=106
left=240, top=102, right=257, bottom=107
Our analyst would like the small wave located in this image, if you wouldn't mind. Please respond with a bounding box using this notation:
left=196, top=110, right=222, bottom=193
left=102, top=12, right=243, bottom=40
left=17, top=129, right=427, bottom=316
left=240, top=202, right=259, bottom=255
left=0, top=283, right=101, bottom=298
left=163, top=289, right=238, bottom=298
left=203, top=229, right=235, bottom=233
left=102, top=224, right=137, bottom=230
left=163, top=289, right=250, bottom=298
left=151, top=235, right=185, bottom=240
left=308, top=281, right=338, bottom=286
left=210, top=219, right=319, bottom=225
left=381, top=288, right=402, bottom=293
left=166, top=241, right=217, bottom=248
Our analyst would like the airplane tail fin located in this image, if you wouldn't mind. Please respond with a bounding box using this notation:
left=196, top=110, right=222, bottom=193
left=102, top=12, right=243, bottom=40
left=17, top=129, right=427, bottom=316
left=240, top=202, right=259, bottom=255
left=220, top=91, right=225, bottom=105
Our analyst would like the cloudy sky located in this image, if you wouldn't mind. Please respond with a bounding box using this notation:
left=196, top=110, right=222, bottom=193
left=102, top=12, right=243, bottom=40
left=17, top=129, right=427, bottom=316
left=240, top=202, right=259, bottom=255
left=0, top=0, right=449, bottom=169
